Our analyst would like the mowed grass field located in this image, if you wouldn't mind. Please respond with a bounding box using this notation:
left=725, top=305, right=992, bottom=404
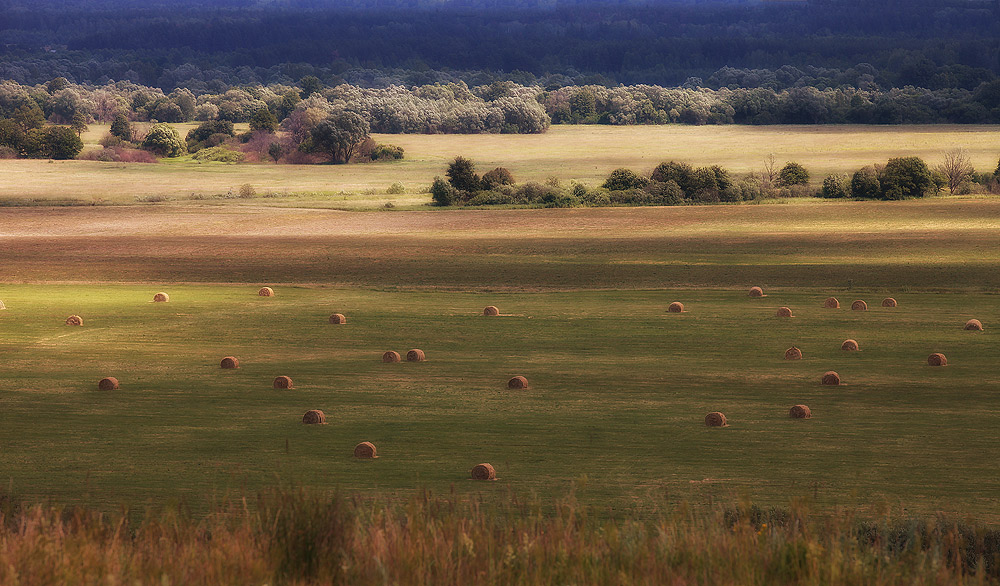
left=0, top=283, right=997, bottom=517
left=1, top=124, right=999, bottom=204
left=0, top=199, right=999, bottom=516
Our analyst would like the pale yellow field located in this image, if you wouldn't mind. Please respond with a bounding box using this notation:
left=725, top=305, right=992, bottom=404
left=2, top=124, right=998, bottom=204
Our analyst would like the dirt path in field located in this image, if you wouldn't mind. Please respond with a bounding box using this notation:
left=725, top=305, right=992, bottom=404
left=1, top=201, right=998, bottom=289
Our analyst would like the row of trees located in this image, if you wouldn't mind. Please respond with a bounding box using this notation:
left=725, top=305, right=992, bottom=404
left=8, top=77, right=1000, bottom=138
left=431, top=154, right=998, bottom=208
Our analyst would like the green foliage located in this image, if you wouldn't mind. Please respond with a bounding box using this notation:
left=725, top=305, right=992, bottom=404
left=651, top=161, right=695, bottom=193
left=643, top=179, right=685, bottom=205
left=186, top=120, right=235, bottom=152
left=821, top=174, right=850, bottom=198
left=446, top=156, right=481, bottom=192
left=308, top=111, right=370, bottom=163
left=850, top=166, right=881, bottom=199
left=481, top=167, right=515, bottom=189
left=602, top=168, right=648, bottom=191
left=430, top=176, right=458, bottom=206
left=879, top=156, right=934, bottom=200
left=45, top=77, right=69, bottom=94
left=386, top=182, right=406, bottom=194
left=249, top=107, right=279, bottom=133
left=142, top=123, right=186, bottom=157
left=191, top=146, right=244, bottom=163
left=778, top=162, right=809, bottom=186
left=110, top=114, right=132, bottom=142
left=22, top=126, right=83, bottom=159
left=268, top=142, right=283, bottom=163
left=299, top=76, right=323, bottom=98
left=370, top=143, right=404, bottom=161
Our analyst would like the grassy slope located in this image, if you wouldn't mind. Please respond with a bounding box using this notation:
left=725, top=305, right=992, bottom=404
left=2, top=124, right=999, bottom=204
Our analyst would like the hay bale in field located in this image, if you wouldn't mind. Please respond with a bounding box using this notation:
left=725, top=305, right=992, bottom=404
left=220, top=356, right=240, bottom=369
left=668, top=301, right=684, bottom=313
left=406, top=349, right=425, bottom=362
left=821, top=371, right=841, bottom=385
left=882, top=297, right=897, bottom=308
left=0, top=300, right=6, bottom=310
left=748, top=286, right=764, bottom=297
left=273, top=376, right=293, bottom=389
left=823, top=297, right=840, bottom=309
left=382, top=351, right=401, bottom=363
left=483, top=306, right=500, bottom=316
left=927, top=353, right=947, bottom=367
left=302, top=409, right=326, bottom=424
left=354, top=441, right=377, bottom=459
left=842, top=339, right=859, bottom=351
left=66, top=315, right=83, bottom=326
left=258, top=287, right=274, bottom=297
left=776, top=306, right=793, bottom=318
left=471, top=463, right=496, bottom=481
left=851, top=300, right=868, bottom=311
left=153, top=292, right=169, bottom=303
left=329, top=313, right=347, bottom=324
left=789, top=404, right=812, bottom=419
left=705, top=412, right=728, bottom=427
left=964, top=319, right=984, bottom=331
left=508, top=375, right=529, bottom=390
left=784, top=346, right=802, bottom=360
left=98, top=377, right=119, bottom=391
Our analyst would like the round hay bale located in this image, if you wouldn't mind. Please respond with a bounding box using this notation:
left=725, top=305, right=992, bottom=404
left=821, top=371, right=841, bottom=385
left=471, top=463, right=496, bottom=481
left=273, top=376, right=293, bottom=389
left=776, top=306, right=793, bottom=318
left=668, top=301, right=684, bottom=313
left=220, top=356, right=239, bottom=369
left=258, top=287, right=274, bottom=297
left=483, top=305, right=500, bottom=316
left=328, top=313, right=346, bottom=324
left=927, top=353, right=947, bottom=367
left=789, top=404, right=812, bottom=419
left=508, top=375, right=529, bottom=390
left=851, top=300, right=867, bottom=311
left=153, top=292, right=169, bottom=303
left=705, top=412, right=728, bottom=427
left=784, top=346, right=802, bottom=360
left=382, top=351, right=401, bottom=363
left=881, top=297, right=897, bottom=308
left=406, top=349, right=425, bottom=362
left=98, top=377, right=119, bottom=391
left=302, top=409, right=326, bottom=424
left=748, top=286, right=764, bottom=297
left=0, top=300, right=6, bottom=310
left=964, top=319, right=984, bottom=331
left=66, top=315, right=83, bottom=326
left=841, top=339, right=859, bottom=351
left=823, top=297, right=840, bottom=309
left=354, top=441, right=377, bottom=459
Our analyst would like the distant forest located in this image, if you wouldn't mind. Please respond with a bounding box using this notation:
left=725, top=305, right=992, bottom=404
left=1, top=0, right=999, bottom=91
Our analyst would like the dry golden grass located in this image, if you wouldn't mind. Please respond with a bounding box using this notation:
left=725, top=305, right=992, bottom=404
left=6, top=124, right=1000, bottom=204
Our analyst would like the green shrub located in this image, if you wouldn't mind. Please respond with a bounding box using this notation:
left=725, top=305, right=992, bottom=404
left=371, top=143, right=404, bottom=161
left=602, top=168, right=648, bottom=191
left=238, top=183, right=257, bottom=198
left=481, top=167, right=515, bottom=189
left=191, top=146, right=244, bottom=163
left=386, top=182, right=406, bottom=194
left=778, top=162, right=810, bottom=186
left=850, top=166, right=881, bottom=199
left=644, top=180, right=685, bottom=205
left=879, top=156, right=934, bottom=200
left=142, top=123, right=186, bottom=157
left=430, top=176, right=458, bottom=206
left=821, top=174, right=850, bottom=198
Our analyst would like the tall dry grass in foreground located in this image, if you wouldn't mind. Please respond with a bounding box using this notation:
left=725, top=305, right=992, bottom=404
left=1, top=489, right=998, bottom=585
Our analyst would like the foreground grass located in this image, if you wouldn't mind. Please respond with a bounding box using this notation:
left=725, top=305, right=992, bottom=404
left=3, top=124, right=1000, bottom=204
left=0, top=284, right=997, bottom=517
left=3, top=488, right=999, bottom=585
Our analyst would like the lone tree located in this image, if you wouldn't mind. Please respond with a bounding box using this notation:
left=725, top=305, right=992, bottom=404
left=268, top=142, right=283, bottom=163
left=937, top=149, right=974, bottom=194
left=879, top=156, right=934, bottom=200
left=446, top=156, right=481, bottom=192
left=110, top=113, right=132, bottom=142
left=851, top=166, right=881, bottom=199
left=778, top=162, right=810, bottom=186
left=308, top=111, right=370, bottom=163
left=141, top=123, right=186, bottom=157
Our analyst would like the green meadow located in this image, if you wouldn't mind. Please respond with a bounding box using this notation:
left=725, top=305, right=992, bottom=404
left=0, top=283, right=996, bottom=517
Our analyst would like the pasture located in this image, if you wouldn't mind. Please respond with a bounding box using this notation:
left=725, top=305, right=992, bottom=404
left=0, top=200, right=998, bottom=517
left=2, top=124, right=999, bottom=205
